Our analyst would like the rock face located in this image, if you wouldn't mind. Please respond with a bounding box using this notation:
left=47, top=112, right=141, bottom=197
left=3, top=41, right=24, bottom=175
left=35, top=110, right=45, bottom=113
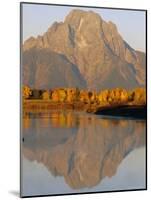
left=23, top=9, right=146, bottom=90
left=23, top=48, right=86, bottom=89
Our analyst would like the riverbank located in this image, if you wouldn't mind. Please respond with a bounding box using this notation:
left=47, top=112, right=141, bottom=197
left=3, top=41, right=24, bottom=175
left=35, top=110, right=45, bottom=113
left=23, top=100, right=87, bottom=111
left=23, top=100, right=146, bottom=119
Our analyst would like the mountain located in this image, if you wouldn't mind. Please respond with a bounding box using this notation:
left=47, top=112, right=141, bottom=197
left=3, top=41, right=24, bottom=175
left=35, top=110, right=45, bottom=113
left=23, top=48, right=86, bottom=89
left=23, top=9, right=146, bottom=90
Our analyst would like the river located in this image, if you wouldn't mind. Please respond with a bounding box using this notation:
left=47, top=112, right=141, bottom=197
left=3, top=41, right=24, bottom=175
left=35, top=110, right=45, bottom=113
left=21, top=110, right=146, bottom=196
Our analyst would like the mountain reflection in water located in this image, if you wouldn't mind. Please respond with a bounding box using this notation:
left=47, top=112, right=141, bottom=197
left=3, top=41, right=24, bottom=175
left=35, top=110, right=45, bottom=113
left=22, top=110, right=146, bottom=190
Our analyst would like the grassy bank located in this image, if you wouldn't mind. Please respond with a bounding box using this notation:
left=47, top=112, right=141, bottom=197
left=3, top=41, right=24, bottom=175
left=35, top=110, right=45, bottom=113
left=23, top=100, right=87, bottom=111
left=23, top=100, right=146, bottom=119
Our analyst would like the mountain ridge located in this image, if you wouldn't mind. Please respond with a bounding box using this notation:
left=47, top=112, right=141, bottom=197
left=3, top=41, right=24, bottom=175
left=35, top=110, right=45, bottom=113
left=23, top=9, right=146, bottom=90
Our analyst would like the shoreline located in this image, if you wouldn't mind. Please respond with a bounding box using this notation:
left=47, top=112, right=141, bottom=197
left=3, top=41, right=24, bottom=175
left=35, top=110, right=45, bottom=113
left=23, top=100, right=146, bottom=119
left=23, top=100, right=86, bottom=111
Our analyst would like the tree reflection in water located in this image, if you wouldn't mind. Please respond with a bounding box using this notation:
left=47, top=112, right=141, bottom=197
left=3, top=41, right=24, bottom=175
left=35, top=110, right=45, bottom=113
left=22, top=111, right=146, bottom=189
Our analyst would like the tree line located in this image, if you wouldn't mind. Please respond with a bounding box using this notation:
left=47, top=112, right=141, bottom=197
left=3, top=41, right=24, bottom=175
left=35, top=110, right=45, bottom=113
left=23, top=86, right=146, bottom=106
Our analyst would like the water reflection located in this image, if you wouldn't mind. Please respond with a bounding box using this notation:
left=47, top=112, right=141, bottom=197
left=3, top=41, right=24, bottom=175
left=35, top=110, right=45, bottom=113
left=22, top=111, right=146, bottom=190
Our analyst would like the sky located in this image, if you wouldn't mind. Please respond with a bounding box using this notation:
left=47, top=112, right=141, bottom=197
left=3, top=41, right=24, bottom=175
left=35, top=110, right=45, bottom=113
left=22, top=3, right=146, bottom=52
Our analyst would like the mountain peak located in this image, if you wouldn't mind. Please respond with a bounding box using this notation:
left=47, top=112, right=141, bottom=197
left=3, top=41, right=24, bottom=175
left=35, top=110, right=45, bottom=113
left=65, top=9, right=102, bottom=28
left=23, top=9, right=146, bottom=90
left=65, top=9, right=102, bottom=20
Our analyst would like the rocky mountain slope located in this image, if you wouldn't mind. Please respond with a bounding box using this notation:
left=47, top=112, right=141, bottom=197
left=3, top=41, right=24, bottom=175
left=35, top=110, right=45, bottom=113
left=23, top=48, right=86, bottom=89
left=23, top=9, right=146, bottom=90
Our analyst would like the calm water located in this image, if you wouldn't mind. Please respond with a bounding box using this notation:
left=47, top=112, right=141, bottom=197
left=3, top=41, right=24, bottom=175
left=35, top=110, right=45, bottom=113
left=21, top=110, right=146, bottom=196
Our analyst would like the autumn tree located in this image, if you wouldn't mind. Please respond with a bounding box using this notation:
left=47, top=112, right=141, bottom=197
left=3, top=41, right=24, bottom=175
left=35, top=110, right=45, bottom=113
left=52, top=90, right=60, bottom=102
left=132, top=88, right=146, bottom=105
left=23, top=85, right=32, bottom=99
left=66, top=88, right=79, bottom=102
left=42, top=90, right=50, bottom=100
left=128, top=90, right=134, bottom=102
left=90, top=91, right=97, bottom=103
left=58, top=89, right=67, bottom=102
left=79, top=90, right=90, bottom=103
left=98, top=90, right=110, bottom=104
left=112, top=88, right=121, bottom=103
left=120, top=89, right=128, bottom=103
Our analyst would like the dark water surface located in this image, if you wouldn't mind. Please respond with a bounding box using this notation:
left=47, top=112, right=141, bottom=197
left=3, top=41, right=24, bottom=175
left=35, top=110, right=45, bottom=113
left=21, top=110, right=146, bottom=196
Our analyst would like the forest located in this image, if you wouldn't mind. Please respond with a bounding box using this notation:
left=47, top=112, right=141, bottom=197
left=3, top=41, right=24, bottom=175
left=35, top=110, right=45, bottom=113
left=23, top=86, right=146, bottom=107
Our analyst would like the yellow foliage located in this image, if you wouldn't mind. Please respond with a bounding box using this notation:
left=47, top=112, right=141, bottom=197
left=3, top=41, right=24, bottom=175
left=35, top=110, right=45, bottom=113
left=132, top=88, right=146, bottom=104
left=23, top=86, right=146, bottom=106
left=23, top=86, right=32, bottom=99
left=42, top=91, right=50, bottom=100
left=66, top=88, right=78, bottom=102
left=120, top=89, right=128, bottom=102
left=52, top=90, right=59, bottom=102
left=98, top=90, right=109, bottom=103
left=58, top=89, right=66, bottom=102
left=90, top=92, right=97, bottom=102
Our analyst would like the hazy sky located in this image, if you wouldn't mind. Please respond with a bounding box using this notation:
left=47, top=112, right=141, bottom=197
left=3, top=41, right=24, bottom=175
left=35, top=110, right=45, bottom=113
left=22, top=3, right=146, bottom=52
